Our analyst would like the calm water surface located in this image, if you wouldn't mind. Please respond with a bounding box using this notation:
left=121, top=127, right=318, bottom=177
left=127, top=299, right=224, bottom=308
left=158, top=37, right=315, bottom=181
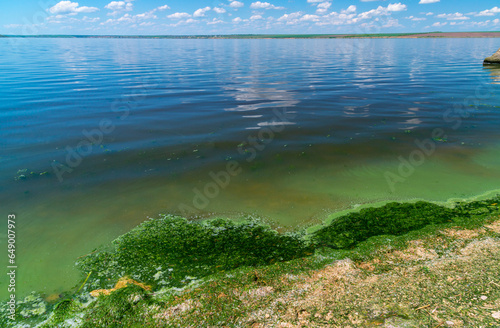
left=1, top=38, right=500, bottom=298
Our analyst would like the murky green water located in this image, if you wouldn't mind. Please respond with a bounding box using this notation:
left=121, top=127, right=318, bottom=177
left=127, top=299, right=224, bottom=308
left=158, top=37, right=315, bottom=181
left=1, top=37, right=500, bottom=298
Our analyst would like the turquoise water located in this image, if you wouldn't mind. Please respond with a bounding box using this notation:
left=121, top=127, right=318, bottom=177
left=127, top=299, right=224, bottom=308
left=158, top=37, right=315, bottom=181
left=1, top=37, right=500, bottom=298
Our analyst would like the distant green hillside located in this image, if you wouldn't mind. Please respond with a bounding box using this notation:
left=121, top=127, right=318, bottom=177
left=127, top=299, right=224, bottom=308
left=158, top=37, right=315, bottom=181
left=1, top=32, right=500, bottom=39
left=0, top=33, right=430, bottom=39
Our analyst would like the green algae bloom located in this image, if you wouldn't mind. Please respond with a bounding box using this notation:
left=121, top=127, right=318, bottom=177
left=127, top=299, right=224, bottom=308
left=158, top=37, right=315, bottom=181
left=77, top=216, right=313, bottom=290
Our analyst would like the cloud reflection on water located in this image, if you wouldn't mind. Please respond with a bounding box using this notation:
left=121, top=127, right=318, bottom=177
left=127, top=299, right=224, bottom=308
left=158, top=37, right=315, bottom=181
left=224, top=83, right=298, bottom=129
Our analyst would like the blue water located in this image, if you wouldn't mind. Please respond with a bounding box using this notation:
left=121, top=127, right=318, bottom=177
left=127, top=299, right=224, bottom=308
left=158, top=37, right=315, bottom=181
left=1, top=37, right=500, bottom=298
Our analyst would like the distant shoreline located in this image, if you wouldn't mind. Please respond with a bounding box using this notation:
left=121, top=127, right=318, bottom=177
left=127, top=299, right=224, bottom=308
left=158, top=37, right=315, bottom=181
left=1, top=31, right=500, bottom=39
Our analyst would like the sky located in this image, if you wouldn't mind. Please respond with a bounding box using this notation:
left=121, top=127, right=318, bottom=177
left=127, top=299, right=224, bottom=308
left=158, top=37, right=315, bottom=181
left=0, top=0, right=499, bottom=35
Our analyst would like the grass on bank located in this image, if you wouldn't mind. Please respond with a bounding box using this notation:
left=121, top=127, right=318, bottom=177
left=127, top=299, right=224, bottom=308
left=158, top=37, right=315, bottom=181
left=1, top=196, right=500, bottom=327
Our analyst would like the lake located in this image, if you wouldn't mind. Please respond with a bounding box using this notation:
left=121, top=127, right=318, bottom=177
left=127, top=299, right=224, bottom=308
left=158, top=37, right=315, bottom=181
left=1, top=37, right=500, bottom=298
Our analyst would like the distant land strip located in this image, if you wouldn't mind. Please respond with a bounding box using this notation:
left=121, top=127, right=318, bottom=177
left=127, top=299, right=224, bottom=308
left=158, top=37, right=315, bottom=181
left=1, top=32, right=500, bottom=39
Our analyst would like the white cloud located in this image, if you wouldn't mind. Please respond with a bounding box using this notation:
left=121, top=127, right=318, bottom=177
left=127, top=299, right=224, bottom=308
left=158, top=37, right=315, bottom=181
left=166, top=17, right=198, bottom=27
left=194, top=7, right=211, bottom=17
left=282, top=12, right=302, bottom=20
left=104, top=1, right=133, bottom=16
left=358, top=3, right=407, bottom=20
left=116, top=13, right=132, bottom=22
left=436, top=12, right=470, bottom=20
left=342, top=5, right=357, bottom=14
left=406, top=16, right=426, bottom=21
left=276, top=6, right=358, bottom=27
left=167, top=12, right=191, bottom=19
left=49, top=1, right=99, bottom=15
left=116, top=4, right=167, bottom=21
left=272, top=4, right=358, bottom=26
left=101, top=10, right=153, bottom=25
left=207, top=18, right=224, bottom=24
left=301, top=14, right=320, bottom=22
left=157, top=5, right=170, bottom=11
left=101, top=18, right=114, bottom=25
left=277, top=12, right=303, bottom=24
left=383, top=18, right=401, bottom=27
left=476, top=7, right=500, bottom=17
left=213, top=7, right=227, bottom=14
left=432, top=21, right=447, bottom=27
left=308, top=0, right=335, bottom=15
left=82, top=16, right=100, bottom=22
left=135, top=11, right=157, bottom=20
left=132, top=5, right=169, bottom=20
left=319, top=10, right=357, bottom=26
left=387, top=3, right=407, bottom=12
left=250, top=2, right=285, bottom=10
left=229, top=1, right=244, bottom=9
left=316, top=2, right=331, bottom=14
left=42, top=0, right=500, bottom=33
left=46, top=14, right=73, bottom=22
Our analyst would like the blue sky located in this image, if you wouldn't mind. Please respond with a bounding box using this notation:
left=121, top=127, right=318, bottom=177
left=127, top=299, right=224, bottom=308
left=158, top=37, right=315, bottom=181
left=1, top=0, right=499, bottom=35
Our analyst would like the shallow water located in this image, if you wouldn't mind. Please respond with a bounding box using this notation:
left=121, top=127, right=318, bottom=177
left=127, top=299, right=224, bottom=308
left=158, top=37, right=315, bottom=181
left=1, top=37, right=500, bottom=298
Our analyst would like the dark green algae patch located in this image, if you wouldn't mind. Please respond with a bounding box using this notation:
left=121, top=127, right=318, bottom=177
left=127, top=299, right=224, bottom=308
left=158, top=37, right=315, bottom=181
left=80, top=198, right=500, bottom=291
left=2, top=196, right=500, bottom=327
left=77, top=217, right=314, bottom=291
left=312, top=201, right=456, bottom=249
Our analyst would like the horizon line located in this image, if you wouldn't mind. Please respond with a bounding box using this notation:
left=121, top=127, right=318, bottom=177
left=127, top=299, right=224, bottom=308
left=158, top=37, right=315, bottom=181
left=2, top=31, right=500, bottom=39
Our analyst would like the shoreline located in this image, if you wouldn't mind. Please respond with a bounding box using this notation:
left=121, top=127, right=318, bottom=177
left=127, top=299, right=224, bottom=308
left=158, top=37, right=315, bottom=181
left=1, top=192, right=500, bottom=327
left=2, top=32, right=500, bottom=39
left=310, top=188, right=500, bottom=231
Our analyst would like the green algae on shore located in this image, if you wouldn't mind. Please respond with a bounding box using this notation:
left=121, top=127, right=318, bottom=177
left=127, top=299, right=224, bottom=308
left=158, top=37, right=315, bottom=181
left=312, top=201, right=456, bottom=249
left=76, top=216, right=314, bottom=291
left=2, top=196, right=500, bottom=327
